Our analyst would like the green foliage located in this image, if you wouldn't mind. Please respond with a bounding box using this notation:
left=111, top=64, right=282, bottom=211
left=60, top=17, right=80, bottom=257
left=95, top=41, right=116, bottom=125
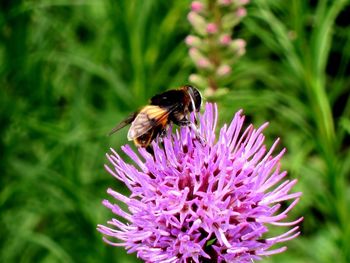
left=1, top=0, right=349, bottom=262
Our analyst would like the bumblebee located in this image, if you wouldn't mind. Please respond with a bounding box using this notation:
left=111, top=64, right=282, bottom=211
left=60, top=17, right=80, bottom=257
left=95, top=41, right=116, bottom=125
left=109, top=85, right=202, bottom=148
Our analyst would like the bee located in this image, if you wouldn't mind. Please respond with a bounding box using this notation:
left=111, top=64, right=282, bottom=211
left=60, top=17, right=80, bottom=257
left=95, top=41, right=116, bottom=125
left=109, top=85, right=202, bottom=149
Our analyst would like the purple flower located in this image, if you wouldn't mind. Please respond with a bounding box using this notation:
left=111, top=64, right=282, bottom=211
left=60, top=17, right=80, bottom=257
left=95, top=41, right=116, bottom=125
left=98, top=103, right=302, bottom=263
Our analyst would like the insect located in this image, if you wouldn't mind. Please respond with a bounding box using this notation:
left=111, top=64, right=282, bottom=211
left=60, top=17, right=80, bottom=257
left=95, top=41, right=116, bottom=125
left=109, top=85, right=202, bottom=149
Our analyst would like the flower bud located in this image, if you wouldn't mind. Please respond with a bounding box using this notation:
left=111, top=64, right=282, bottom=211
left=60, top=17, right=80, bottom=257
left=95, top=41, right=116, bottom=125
left=189, top=74, right=207, bottom=88
left=185, top=35, right=202, bottom=47
left=189, top=48, right=214, bottom=69
left=218, top=0, right=232, bottom=6
left=191, top=1, right=205, bottom=12
left=222, top=13, right=241, bottom=30
left=229, top=39, right=246, bottom=56
left=189, top=47, right=201, bottom=61
left=187, top=11, right=207, bottom=36
left=219, top=34, right=231, bottom=45
left=206, top=23, right=218, bottom=34
left=216, top=64, right=232, bottom=77
left=236, top=7, right=247, bottom=18
left=198, top=58, right=212, bottom=69
left=238, top=0, right=250, bottom=5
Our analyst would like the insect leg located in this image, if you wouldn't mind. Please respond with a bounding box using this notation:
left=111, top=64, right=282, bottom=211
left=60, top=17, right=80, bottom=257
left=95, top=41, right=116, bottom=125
left=189, top=122, right=206, bottom=145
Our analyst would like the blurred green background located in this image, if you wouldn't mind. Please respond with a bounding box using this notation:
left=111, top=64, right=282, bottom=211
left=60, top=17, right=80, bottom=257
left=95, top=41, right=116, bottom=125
left=1, top=0, right=350, bottom=262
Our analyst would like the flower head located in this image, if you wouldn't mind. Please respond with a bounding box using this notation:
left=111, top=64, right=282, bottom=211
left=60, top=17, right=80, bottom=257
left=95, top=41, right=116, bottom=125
left=98, top=103, right=302, bottom=263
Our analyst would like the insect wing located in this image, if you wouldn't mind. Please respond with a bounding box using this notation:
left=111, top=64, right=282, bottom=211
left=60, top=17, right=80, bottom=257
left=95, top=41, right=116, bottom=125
left=127, top=105, right=171, bottom=140
left=108, top=112, right=137, bottom=136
